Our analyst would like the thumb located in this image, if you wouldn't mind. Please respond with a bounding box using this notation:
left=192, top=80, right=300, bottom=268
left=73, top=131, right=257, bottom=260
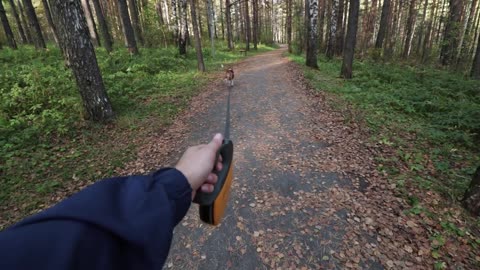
left=208, top=133, right=223, bottom=151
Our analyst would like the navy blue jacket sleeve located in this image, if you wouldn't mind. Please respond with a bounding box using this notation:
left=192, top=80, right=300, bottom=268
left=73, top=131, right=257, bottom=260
left=0, top=168, right=192, bottom=270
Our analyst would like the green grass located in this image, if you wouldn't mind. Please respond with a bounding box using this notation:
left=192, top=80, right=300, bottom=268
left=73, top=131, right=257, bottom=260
left=290, top=54, right=480, bottom=198
left=0, top=42, right=274, bottom=226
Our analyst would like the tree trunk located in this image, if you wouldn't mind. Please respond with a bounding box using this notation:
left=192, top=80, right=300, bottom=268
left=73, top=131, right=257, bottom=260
left=48, top=0, right=114, bottom=122
left=253, top=0, right=259, bottom=49
left=41, top=0, right=59, bottom=45
left=440, top=0, right=464, bottom=65
left=91, top=0, right=113, bottom=53
left=226, top=0, right=233, bottom=49
left=118, top=0, right=139, bottom=54
left=471, top=30, right=480, bottom=79
left=375, top=0, right=391, bottom=48
left=178, top=0, right=187, bottom=55
left=415, top=0, right=428, bottom=56
left=81, top=0, right=100, bottom=46
left=172, top=0, right=179, bottom=40
left=462, top=166, right=480, bottom=215
left=335, top=0, right=344, bottom=55
left=0, top=0, right=17, bottom=49
left=156, top=1, right=165, bottom=25
left=287, top=0, right=292, bottom=52
left=422, top=0, right=435, bottom=61
left=457, top=0, right=478, bottom=67
left=402, top=0, right=417, bottom=58
left=318, top=0, right=325, bottom=50
left=127, top=0, right=144, bottom=46
left=7, top=0, right=27, bottom=44
left=341, top=0, right=359, bottom=78
left=207, top=0, right=215, bottom=56
left=189, top=0, right=205, bottom=71
left=306, top=0, right=319, bottom=67
left=245, top=0, right=251, bottom=50
left=17, top=0, right=32, bottom=44
left=326, top=0, right=338, bottom=58
left=23, top=0, right=46, bottom=49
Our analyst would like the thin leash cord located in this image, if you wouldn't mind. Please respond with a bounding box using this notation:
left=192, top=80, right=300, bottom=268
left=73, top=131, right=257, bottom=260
left=224, top=86, right=231, bottom=140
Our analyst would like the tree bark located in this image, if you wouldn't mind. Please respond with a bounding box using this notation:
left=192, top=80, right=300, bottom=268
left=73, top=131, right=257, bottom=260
left=7, top=0, right=27, bottom=44
left=402, top=0, right=417, bottom=58
left=82, top=0, right=101, bottom=46
left=17, top=0, right=32, bottom=44
left=375, top=0, right=390, bottom=49
left=189, top=0, right=205, bottom=71
left=318, top=0, right=325, bottom=50
left=155, top=1, right=165, bottom=25
left=207, top=0, right=215, bottom=55
left=0, top=0, right=17, bottom=49
left=245, top=0, right=251, bottom=50
left=91, top=0, right=113, bottom=53
left=458, top=0, right=478, bottom=66
left=172, top=0, right=178, bottom=40
left=415, top=0, right=428, bottom=56
left=226, top=0, right=233, bottom=49
left=440, top=0, right=464, bottom=65
left=253, top=0, right=259, bottom=49
left=422, top=0, right=435, bottom=61
left=471, top=29, right=480, bottom=79
left=41, top=0, right=59, bottom=45
left=326, top=0, right=338, bottom=58
left=287, top=0, right=292, bottom=53
left=335, top=0, right=344, bottom=55
left=23, top=0, right=46, bottom=49
left=127, top=0, right=144, bottom=46
left=118, top=0, right=139, bottom=54
left=462, top=166, right=480, bottom=215
left=48, top=0, right=114, bottom=122
left=306, top=0, right=319, bottom=68
left=178, top=0, right=187, bottom=55
left=341, top=0, right=359, bottom=78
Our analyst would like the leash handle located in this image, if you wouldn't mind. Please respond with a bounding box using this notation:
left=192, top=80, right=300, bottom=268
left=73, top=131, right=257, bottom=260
left=193, top=140, right=234, bottom=225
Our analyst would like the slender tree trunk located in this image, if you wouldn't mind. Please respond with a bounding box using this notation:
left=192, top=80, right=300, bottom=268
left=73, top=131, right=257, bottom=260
left=306, top=0, right=319, bottom=67
left=434, top=0, right=447, bottom=45
left=440, top=0, right=464, bottom=65
left=155, top=1, right=165, bottom=25
left=458, top=0, right=478, bottom=66
left=341, top=0, right=359, bottom=78
left=7, top=0, right=27, bottom=44
left=326, top=0, right=338, bottom=58
left=91, top=0, right=113, bottom=53
left=81, top=0, right=100, bottom=46
left=253, top=0, right=259, bottom=49
left=190, top=0, right=205, bottom=71
left=118, top=0, right=139, bottom=54
left=172, top=0, right=179, bottom=40
left=287, top=0, right=292, bottom=52
left=23, top=0, right=46, bottom=49
left=415, top=0, right=428, bottom=55
left=471, top=30, right=480, bottom=78
left=422, top=0, right=435, bottom=61
left=163, top=0, right=170, bottom=26
left=207, top=0, right=215, bottom=56
left=402, top=0, right=417, bottom=58
left=178, top=0, right=187, bottom=55
left=375, top=0, right=391, bottom=48
left=48, top=0, right=114, bottom=122
left=245, top=0, right=251, bottom=50
left=220, top=0, right=225, bottom=39
left=128, top=0, right=145, bottom=46
left=226, top=0, right=233, bottom=49
left=0, top=0, right=17, bottom=49
left=17, top=0, right=32, bottom=44
left=318, top=0, right=325, bottom=50
left=335, top=0, right=344, bottom=55
left=41, top=0, right=59, bottom=45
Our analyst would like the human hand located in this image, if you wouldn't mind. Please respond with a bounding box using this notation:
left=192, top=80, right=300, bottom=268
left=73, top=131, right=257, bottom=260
left=175, top=133, right=224, bottom=199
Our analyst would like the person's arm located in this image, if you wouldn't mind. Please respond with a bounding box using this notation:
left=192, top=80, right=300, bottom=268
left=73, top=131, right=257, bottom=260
left=0, top=133, right=224, bottom=270
left=0, top=168, right=191, bottom=269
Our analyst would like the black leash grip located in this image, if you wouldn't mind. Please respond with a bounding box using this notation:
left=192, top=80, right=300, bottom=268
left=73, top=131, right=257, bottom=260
left=193, top=139, right=234, bottom=225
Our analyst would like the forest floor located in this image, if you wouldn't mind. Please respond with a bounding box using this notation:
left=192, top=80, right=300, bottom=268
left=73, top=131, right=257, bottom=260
left=115, top=46, right=479, bottom=269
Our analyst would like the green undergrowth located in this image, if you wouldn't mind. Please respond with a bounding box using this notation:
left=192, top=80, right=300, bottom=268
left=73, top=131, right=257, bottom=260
left=0, top=42, right=274, bottom=225
left=290, top=54, right=480, bottom=199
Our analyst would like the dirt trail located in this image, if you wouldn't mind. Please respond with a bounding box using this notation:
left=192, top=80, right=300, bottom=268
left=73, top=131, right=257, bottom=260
left=121, top=47, right=472, bottom=269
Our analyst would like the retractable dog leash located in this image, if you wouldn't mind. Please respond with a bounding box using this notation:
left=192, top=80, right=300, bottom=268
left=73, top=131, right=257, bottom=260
left=193, top=84, right=234, bottom=225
